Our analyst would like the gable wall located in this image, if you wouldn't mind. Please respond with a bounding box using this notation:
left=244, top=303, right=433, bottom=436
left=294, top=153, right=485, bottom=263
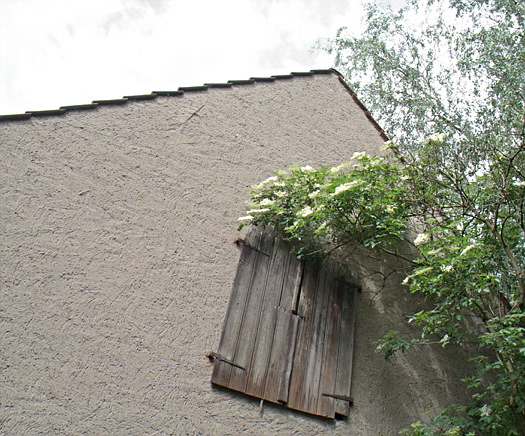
left=1, top=72, right=472, bottom=434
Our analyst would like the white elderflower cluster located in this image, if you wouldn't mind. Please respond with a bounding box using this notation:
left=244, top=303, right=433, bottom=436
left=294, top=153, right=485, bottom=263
left=237, top=215, right=253, bottom=223
left=439, top=334, right=450, bottom=345
left=441, top=264, right=453, bottom=273
left=253, top=176, right=278, bottom=190
left=479, top=405, right=492, bottom=417
left=331, top=180, right=364, bottom=196
left=460, top=244, right=476, bottom=257
left=414, top=233, right=430, bottom=246
left=247, top=208, right=270, bottom=214
left=315, top=221, right=328, bottom=234
left=297, top=205, right=314, bottom=218
left=351, top=151, right=366, bottom=161
left=385, top=205, right=396, bottom=213
left=426, top=133, right=446, bottom=143
left=330, top=162, right=351, bottom=173
left=259, top=198, right=276, bottom=207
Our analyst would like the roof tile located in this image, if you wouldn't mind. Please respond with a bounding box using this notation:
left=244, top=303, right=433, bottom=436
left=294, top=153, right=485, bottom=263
left=0, top=113, right=32, bottom=121
left=205, top=83, right=233, bottom=88
left=27, top=109, right=66, bottom=117
left=227, top=79, right=255, bottom=85
left=153, top=91, right=184, bottom=96
left=123, top=94, right=158, bottom=101
left=291, top=71, right=314, bottom=76
left=250, top=77, right=276, bottom=82
left=178, top=86, right=209, bottom=92
left=93, top=98, right=129, bottom=105
left=60, top=103, right=99, bottom=111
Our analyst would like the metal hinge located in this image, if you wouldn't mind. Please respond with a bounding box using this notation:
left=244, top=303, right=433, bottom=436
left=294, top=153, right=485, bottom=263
left=322, top=393, right=354, bottom=404
left=206, top=352, right=245, bottom=371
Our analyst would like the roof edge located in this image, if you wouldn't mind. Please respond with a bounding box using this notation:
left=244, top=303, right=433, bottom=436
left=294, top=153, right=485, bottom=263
left=330, top=68, right=389, bottom=142
left=0, top=68, right=388, bottom=140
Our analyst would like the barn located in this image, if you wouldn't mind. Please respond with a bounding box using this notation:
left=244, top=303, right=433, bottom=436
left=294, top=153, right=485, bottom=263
left=1, top=69, right=473, bottom=434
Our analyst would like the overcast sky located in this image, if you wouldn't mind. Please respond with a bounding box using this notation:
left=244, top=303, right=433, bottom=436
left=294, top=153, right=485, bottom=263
left=0, top=0, right=375, bottom=115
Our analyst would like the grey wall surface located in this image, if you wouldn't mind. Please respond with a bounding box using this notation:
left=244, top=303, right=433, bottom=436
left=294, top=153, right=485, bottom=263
left=1, top=72, right=472, bottom=435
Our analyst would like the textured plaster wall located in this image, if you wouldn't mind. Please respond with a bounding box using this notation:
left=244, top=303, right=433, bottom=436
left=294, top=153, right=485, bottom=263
left=1, top=72, right=472, bottom=435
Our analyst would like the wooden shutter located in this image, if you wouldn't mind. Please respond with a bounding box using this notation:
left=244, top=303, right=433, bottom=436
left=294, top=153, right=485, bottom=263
left=211, top=228, right=358, bottom=419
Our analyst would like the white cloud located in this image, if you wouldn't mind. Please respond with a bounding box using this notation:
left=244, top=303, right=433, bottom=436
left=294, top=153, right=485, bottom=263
left=0, top=0, right=365, bottom=114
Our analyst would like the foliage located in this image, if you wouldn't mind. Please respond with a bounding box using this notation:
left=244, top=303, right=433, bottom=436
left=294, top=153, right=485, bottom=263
left=316, top=0, right=524, bottom=433
left=240, top=142, right=524, bottom=434
left=238, top=154, right=410, bottom=259
left=239, top=1, right=524, bottom=432
left=320, top=0, right=525, bottom=155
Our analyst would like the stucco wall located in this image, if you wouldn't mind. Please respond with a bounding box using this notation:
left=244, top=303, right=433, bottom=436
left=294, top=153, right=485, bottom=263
left=1, top=72, right=472, bottom=435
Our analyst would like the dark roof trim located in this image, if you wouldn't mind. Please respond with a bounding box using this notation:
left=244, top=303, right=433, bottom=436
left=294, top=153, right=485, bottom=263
left=228, top=79, right=255, bottom=85
left=272, top=74, right=294, bottom=80
left=0, top=69, right=386, bottom=138
left=178, top=85, right=209, bottom=92
left=93, top=98, right=129, bottom=105
left=28, top=109, right=66, bottom=117
left=0, top=113, right=32, bottom=121
left=205, top=83, right=233, bottom=89
left=153, top=91, right=184, bottom=97
left=331, top=68, right=390, bottom=141
left=310, top=69, right=333, bottom=74
left=250, top=77, right=275, bottom=82
left=60, top=103, right=99, bottom=111
left=123, top=94, right=158, bottom=101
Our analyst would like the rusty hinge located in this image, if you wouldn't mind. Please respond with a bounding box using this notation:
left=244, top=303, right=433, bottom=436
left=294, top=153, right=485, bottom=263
left=233, top=238, right=271, bottom=257
left=322, top=393, right=354, bottom=404
left=206, top=352, right=245, bottom=371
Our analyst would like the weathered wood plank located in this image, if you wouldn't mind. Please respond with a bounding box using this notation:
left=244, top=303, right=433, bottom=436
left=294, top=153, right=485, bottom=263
left=333, top=281, right=358, bottom=418
left=317, top=261, right=342, bottom=418
left=299, top=261, right=334, bottom=416
left=227, top=230, right=274, bottom=393
left=243, top=226, right=263, bottom=251
left=245, top=236, right=291, bottom=398
left=285, top=260, right=357, bottom=418
left=263, top=306, right=300, bottom=403
left=211, top=229, right=262, bottom=387
left=288, top=260, right=303, bottom=313
left=261, top=245, right=302, bottom=403
left=286, top=262, right=319, bottom=413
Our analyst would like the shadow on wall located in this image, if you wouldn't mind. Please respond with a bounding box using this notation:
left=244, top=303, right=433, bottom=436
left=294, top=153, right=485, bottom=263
left=347, top=248, right=477, bottom=432
left=211, top=384, right=340, bottom=429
